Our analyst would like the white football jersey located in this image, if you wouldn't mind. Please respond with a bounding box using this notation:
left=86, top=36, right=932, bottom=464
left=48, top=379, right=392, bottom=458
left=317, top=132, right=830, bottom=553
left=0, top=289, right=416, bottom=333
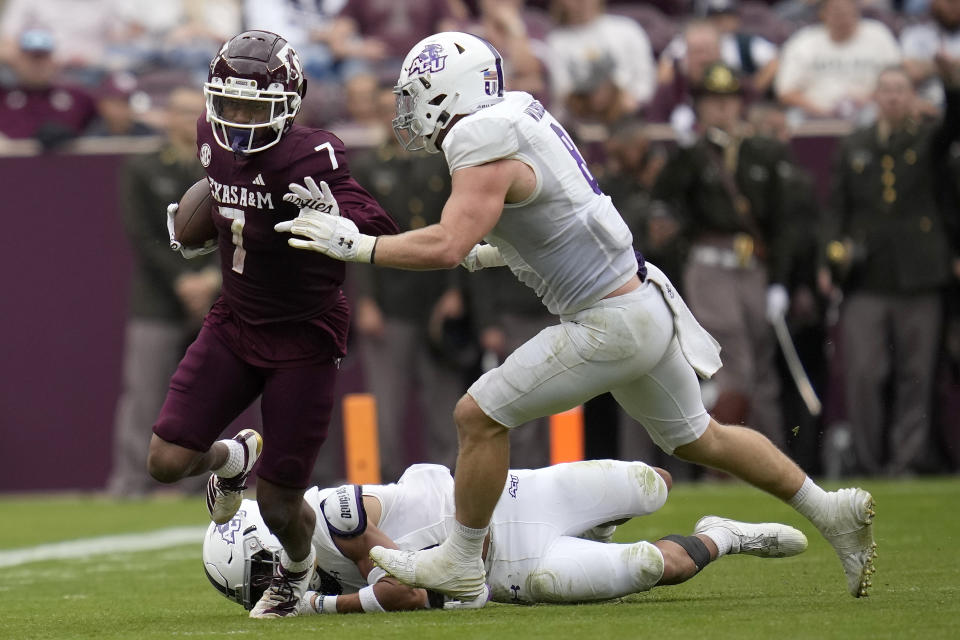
left=442, top=91, right=637, bottom=316
left=306, top=464, right=456, bottom=594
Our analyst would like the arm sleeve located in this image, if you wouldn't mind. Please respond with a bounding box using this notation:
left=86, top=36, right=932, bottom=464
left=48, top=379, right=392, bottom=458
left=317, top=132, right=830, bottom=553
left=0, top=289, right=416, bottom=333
left=442, top=116, right=520, bottom=174
left=333, top=176, right=401, bottom=236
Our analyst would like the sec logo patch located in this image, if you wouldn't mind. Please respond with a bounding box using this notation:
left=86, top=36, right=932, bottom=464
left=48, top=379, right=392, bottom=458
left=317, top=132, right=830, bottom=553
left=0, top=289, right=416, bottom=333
left=200, top=143, right=212, bottom=167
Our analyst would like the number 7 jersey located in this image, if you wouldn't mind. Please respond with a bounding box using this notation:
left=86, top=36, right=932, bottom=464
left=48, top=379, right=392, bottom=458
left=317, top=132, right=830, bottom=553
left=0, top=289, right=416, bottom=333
left=441, top=91, right=637, bottom=316
left=196, top=120, right=399, bottom=330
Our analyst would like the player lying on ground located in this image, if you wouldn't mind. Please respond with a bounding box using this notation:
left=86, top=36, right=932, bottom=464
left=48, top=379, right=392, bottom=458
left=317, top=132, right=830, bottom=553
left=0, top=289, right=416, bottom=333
left=203, top=460, right=807, bottom=613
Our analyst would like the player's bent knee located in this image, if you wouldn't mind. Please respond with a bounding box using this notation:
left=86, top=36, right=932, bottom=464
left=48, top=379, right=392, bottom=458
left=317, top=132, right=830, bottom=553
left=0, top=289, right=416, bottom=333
left=146, top=436, right=190, bottom=483
left=653, top=466, right=672, bottom=491
left=453, top=394, right=504, bottom=440
left=672, top=419, right=723, bottom=463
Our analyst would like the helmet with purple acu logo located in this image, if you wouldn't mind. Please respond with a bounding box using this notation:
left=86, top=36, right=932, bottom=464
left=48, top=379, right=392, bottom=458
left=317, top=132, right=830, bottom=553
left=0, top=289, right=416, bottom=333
left=393, top=32, right=505, bottom=153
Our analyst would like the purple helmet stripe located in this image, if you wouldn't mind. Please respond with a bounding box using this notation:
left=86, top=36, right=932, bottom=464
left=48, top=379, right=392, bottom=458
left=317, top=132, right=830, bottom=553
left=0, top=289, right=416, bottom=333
left=477, top=36, right=504, bottom=97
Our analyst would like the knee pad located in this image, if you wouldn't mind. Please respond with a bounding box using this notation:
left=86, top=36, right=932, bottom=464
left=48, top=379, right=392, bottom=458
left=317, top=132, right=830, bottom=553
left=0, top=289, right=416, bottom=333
left=623, top=541, right=665, bottom=592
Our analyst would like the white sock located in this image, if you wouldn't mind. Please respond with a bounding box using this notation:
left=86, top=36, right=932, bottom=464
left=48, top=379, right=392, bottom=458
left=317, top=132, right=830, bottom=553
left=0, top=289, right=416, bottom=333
left=699, top=528, right=735, bottom=557
left=280, top=548, right=315, bottom=574
left=788, top=476, right=830, bottom=528
left=446, top=520, right=488, bottom=562
left=213, top=438, right=245, bottom=478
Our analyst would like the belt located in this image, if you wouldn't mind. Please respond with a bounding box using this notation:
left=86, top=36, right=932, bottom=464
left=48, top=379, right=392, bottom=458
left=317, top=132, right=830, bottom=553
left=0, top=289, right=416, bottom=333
left=690, top=245, right=757, bottom=270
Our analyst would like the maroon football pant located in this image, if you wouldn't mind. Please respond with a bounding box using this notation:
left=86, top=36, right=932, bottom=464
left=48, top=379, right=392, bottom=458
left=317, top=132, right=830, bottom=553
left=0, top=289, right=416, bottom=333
left=153, top=323, right=336, bottom=489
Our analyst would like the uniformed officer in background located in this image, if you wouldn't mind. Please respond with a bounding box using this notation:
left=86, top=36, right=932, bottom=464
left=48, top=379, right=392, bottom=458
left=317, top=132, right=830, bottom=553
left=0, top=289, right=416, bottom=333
left=822, top=56, right=960, bottom=476
left=348, top=87, right=469, bottom=483
left=107, top=87, right=220, bottom=497
left=652, top=62, right=795, bottom=449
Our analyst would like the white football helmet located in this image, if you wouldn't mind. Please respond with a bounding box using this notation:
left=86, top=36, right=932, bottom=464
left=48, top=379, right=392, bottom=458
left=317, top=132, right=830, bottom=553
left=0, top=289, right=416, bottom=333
left=393, top=32, right=505, bottom=153
left=202, top=500, right=282, bottom=610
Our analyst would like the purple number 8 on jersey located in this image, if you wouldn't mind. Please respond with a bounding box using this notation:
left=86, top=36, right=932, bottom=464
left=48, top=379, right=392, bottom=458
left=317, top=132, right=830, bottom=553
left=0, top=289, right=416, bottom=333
left=550, top=123, right=602, bottom=195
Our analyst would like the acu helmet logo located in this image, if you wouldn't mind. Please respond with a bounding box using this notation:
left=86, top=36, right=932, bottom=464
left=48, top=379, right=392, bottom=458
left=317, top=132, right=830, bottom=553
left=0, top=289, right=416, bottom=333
left=216, top=509, right=247, bottom=544
left=407, top=43, right=448, bottom=76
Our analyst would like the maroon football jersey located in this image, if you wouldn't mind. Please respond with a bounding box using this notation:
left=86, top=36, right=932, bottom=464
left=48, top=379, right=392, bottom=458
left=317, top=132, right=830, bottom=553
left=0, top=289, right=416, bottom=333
left=195, top=121, right=399, bottom=356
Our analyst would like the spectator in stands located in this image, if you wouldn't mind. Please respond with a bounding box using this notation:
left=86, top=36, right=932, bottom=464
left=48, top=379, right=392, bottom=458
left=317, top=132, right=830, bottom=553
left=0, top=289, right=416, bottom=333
left=652, top=62, right=793, bottom=448
left=0, top=0, right=125, bottom=83
left=546, top=0, right=657, bottom=120
left=326, top=72, right=388, bottom=145
left=326, top=0, right=461, bottom=82
left=822, top=60, right=960, bottom=476
left=348, top=87, right=467, bottom=483
left=243, top=0, right=344, bottom=80
left=660, top=0, right=780, bottom=98
left=0, top=28, right=97, bottom=148
left=648, top=19, right=724, bottom=142
left=107, top=87, right=220, bottom=497
left=775, top=0, right=901, bottom=120
left=901, top=0, right=960, bottom=110
left=85, top=71, right=156, bottom=137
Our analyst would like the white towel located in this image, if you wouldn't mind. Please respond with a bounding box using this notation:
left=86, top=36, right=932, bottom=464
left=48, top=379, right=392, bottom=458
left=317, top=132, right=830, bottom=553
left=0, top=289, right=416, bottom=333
left=643, top=263, right=722, bottom=379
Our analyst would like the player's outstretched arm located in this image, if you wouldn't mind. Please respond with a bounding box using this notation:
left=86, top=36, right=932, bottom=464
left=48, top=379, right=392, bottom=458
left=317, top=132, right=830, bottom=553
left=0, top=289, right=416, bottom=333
left=367, top=160, right=517, bottom=270
left=304, top=523, right=428, bottom=614
left=277, top=160, right=526, bottom=270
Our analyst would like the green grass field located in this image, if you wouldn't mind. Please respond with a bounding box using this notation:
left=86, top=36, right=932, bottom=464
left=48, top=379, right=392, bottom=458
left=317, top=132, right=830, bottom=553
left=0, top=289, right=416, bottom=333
left=1, top=477, right=957, bottom=640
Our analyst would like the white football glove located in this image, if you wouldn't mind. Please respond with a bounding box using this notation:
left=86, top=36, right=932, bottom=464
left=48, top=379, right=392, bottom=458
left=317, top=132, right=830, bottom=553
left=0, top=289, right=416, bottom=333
left=766, top=283, right=789, bottom=323
left=283, top=176, right=340, bottom=216
left=460, top=244, right=506, bottom=272
left=166, top=203, right=217, bottom=259
left=275, top=209, right=377, bottom=263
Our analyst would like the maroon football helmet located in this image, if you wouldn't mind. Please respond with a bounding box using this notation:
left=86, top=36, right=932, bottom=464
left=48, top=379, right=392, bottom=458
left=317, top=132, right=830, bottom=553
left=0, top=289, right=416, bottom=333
left=204, top=30, right=307, bottom=154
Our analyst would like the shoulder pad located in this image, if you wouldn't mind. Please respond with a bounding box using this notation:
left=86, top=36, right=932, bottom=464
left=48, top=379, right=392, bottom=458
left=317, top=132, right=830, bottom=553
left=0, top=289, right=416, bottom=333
left=442, top=115, right=519, bottom=173
left=320, top=484, right=367, bottom=538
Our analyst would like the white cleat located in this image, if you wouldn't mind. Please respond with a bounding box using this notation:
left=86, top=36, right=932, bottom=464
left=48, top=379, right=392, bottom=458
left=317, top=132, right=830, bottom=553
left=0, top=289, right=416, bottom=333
left=207, top=428, right=262, bottom=525
left=250, top=548, right=316, bottom=618
left=694, top=516, right=808, bottom=557
left=369, top=543, right=487, bottom=603
left=817, top=488, right=877, bottom=597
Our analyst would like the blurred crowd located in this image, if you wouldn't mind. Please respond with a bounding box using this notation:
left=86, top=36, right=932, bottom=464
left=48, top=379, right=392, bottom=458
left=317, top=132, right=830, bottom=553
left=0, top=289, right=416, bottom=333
left=2, top=0, right=959, bottom=490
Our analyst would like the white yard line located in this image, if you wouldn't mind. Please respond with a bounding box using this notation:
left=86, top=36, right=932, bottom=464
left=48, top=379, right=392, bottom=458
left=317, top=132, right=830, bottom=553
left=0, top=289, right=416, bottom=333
left=0, top=526, right=207, bottom=568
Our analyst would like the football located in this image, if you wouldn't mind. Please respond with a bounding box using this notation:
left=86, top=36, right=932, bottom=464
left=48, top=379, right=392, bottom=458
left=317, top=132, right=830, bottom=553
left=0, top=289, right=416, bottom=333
left=174, top=178, right=217, bottom=247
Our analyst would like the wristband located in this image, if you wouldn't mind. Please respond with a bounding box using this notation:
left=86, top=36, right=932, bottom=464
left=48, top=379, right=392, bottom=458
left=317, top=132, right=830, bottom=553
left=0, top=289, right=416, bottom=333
left=306, top=591, right=339, bottom=614
left=358, top=584, right=385, bottom=613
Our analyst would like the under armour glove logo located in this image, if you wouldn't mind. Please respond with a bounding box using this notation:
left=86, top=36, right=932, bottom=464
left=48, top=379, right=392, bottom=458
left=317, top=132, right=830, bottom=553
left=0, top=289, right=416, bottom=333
left=338, top=237, right=354, bottom=249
